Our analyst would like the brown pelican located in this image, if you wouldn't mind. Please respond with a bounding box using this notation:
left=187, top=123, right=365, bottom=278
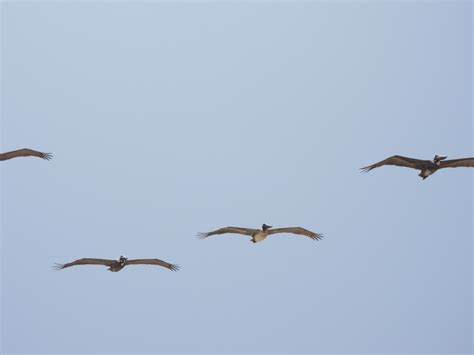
left=0, top=148, right=52, bottom=161
left=361, top=154, right=474, bottom=179
left=198, top=224, right=323, bottom=243
left=53, top=256, right=180, bottom=272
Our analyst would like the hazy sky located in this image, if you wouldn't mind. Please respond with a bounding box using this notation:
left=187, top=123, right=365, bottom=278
left=1, top=1, right=472, bottom=354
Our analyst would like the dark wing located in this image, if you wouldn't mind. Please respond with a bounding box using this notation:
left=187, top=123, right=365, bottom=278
left=439, top=157, right=474, bottom=169
left=0, top=148, right=52, bottom=161
left=53, top=258, right=115, bottom=270
left=360, top=155, right=425, bottom=172
left=125, top=259, right=180, bottom=271
left=267, top=227, right=323, bottom=241
left=197, top=226, right=259, bottom=239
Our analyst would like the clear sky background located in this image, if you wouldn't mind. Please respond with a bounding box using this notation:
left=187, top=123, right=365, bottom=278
left=1, top=1, right=472, bottom=354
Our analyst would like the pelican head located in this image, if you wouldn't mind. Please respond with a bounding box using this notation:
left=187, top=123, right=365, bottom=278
left=262, top=224, right=272, bottom=230
left=433, top=155, right=447, bottom=165
left=119, top=255, right=128, bottom=264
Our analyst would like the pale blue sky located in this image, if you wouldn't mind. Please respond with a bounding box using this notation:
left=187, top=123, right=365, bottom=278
left=1, top=1, right=472, bottom=354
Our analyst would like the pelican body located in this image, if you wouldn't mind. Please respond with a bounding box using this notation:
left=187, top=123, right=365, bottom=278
left=361, top=154, right=474, bottom=180
left=107, top=256, right=128, bottom=272
left=251, top=224, right=272, bottom=243
left=53, top=255, right=180, bottom=272
left=198, top=224, right=323, bottom=243
left=417, top=155, right=447, bottom=179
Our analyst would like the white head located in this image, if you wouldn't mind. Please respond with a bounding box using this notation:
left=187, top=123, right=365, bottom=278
left=433, top=155, right=447, bottom=165
left=119, top=255, right=128, bottom=265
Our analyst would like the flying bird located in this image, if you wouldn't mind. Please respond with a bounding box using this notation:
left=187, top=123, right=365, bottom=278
left=0, top=148, right=52, bottom=161
left=53, top=256, right=180, bottom=272
left=198, top=224, right=323, bottom=243
left=361, top=154, right=474, bottom=179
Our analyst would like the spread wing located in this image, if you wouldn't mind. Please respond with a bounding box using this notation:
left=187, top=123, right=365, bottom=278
left=0, top=148, right=53, bottom=161
left=125, top=259, right=180, bottom=271
left=439, top=157, right=474, bottom=169
left=197, top=226, right=259, bottom=239
left=360, top=155, right=425, bottom=172
left=53, top=258, right=115, bottom=270
left=267, top=227, right=323, bottom=241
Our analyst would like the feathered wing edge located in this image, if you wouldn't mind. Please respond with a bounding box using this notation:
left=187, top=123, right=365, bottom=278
left=52, top=263, right=66, bottom=271
left=40, top=152, right=53, bottom=160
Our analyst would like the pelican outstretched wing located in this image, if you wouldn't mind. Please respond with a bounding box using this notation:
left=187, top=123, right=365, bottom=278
left=439, top=157, right=474, bottom=169
left=0, top=148, right=52, bottom=161
left=267, top=227, right=323, bottom=241
left=125, top=259, right=180, bottom=271
left=53, top=258, right=115, bottom=270
left=197, top=226, right=260, bottom=239
left=360, top=155, right=425, bottom=172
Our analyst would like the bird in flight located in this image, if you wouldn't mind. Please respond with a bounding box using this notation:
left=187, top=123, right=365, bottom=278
left=53, top=255, right=180, bottom=272
left=198, top=224, right=323, bottom=243
left=0, top=148, right=52, bottom=161
left=361, top=154, right=474, bottom=179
